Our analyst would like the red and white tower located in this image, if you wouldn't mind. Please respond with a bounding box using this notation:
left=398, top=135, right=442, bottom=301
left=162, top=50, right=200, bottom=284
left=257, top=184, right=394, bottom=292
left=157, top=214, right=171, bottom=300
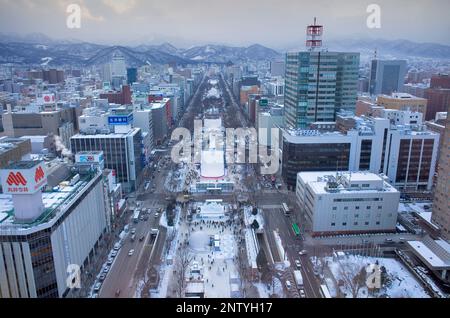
left=306, top=17, right=323, bottom=51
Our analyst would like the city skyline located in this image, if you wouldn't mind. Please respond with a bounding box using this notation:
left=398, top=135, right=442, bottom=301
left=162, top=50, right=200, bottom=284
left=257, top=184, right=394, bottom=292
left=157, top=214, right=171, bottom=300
left=0, top=0, right=450, bottom=48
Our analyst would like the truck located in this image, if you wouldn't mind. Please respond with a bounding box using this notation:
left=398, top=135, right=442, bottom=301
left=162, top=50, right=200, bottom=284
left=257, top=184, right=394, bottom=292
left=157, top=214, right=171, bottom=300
left=293, top=270, right=304, bottom=288
left=133, top=210, right=141, bottom=223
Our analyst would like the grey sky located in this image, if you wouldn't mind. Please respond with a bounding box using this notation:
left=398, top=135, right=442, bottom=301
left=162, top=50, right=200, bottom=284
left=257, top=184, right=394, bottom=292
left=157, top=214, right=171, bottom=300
left=0, top=0, right=449, bottom=48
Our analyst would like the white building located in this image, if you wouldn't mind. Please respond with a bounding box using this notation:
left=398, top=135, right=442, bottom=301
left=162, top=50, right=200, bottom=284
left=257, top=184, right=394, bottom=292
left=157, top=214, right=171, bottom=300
left=0, top=161, right=108, bottom=298
left=296, top=171, right=400, bottom=236
left=111, top=54, right=127, bottom=78
left=133, top=108, right=154, bottom=157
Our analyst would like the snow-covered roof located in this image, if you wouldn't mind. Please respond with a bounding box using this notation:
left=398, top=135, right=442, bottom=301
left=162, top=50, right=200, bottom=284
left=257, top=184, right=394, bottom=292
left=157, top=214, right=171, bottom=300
left=201, top=150, right=225, bottom=178
left=407, top=240, right=450, bottom=270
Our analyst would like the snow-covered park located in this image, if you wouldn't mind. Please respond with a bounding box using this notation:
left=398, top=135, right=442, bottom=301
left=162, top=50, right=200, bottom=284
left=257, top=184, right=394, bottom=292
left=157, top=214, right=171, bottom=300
left=315, top=253, right=431, bottom=298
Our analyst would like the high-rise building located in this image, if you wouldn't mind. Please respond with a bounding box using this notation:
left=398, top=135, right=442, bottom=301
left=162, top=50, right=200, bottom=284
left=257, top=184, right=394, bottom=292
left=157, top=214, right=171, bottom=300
left=127, top=68, right=138, bottom=85
left=284, top=51, right=359, bottom=129
left=71, top=113, right=144, bottom=192
left=111, top=54, right=127, bottom=78
left=425, top=74, right=450, bottom=121
left=270, top=60, right=285, bottom=77
left=432, top=104, right=450, bottom=240
left=369, top=59, right=407, bottom=96
left=0, top=160, right=108, bottom=298
left=43, top=69, right=65, bottom=84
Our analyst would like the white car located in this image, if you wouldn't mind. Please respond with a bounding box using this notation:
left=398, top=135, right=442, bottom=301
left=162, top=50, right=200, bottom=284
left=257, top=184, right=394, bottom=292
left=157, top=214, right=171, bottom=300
left=300, top=290, right=306, bottom=298
left=93, top=282, right=102, bottom=292
left=299, top=250, right=308, bottom=256
left=111, top=250, right=118, bottom=257
left=128, top=249, right=135, bottom=256
left=285, top=280, right=292, bottom=290
left=131, top=228, right=136, bottom=235
left=295, top=260, right=302, bottom=269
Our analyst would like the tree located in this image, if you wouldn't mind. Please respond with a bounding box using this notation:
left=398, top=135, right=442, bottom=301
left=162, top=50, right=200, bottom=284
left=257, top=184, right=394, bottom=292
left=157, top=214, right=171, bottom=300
left=337, top=256, right=368, bottom=298
left=251, top=219, right=260, bottom=230
left=173, top=248, right=193, bottom=297
left=252, top=207, right=258, bottom=216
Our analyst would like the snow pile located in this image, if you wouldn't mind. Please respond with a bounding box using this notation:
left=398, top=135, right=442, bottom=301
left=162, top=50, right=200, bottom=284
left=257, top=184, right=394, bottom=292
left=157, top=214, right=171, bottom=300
left=245, top=229, right=259, bottom=268
left=206, top=87, right=221, bottom=99
left=190, top=231, right=210, bottom=252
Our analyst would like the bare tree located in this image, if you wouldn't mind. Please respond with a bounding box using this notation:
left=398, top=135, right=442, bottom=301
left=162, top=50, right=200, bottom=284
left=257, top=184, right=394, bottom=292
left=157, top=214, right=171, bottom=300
left=173, top=248, right=194, bottom=297
left=337, top=256, right=368, bottom=298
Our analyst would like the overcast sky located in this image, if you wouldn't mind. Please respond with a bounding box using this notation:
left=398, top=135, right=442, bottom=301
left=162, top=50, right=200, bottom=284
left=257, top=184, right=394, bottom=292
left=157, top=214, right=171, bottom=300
left=0, top=0, right=449, bottom=48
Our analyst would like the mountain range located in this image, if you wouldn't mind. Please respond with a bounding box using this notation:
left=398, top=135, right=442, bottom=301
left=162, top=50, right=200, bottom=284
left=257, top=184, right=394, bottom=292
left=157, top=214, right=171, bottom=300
left=0, top=33, right=449, bottom=67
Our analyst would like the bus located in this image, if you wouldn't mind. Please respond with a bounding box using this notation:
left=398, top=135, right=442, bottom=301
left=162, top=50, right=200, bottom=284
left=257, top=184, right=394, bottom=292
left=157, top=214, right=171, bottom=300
left=133, top=210, right=141, bottom=223
left=282, top=203, right=290, bottom=215
left=292, top=223, right=301, bottom=237
left=320, top=284, right=332, bottom=298
left=293, top=270, right=304, bottom=288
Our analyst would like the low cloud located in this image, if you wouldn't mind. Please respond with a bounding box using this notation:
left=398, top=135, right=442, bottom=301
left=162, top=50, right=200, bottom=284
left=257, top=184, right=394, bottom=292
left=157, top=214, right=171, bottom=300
left=102, top=0, right=137, bottom=14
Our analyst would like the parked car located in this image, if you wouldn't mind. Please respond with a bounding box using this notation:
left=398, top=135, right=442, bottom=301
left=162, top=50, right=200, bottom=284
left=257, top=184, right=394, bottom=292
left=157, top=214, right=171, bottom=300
left=93, top=282, right=102, bottom=292
left=111, top=250, right=118, bottom=257
left=295, top=260, right=302, bottom=269
left=106, top=258, right=113, bottom=266
left=154, top=213, right=159, bottom=219
left=103, top=266, right=110, bottom=274
left=131, top=228, right=136, bottom=235
left=139, top=235, right=145, bottom=242
left=300, top=289, right=306, bottom=298
left=99, top=273, right=106, bottom=281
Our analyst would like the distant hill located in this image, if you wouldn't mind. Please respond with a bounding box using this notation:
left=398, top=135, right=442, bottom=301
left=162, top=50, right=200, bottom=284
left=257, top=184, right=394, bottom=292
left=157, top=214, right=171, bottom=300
left=1, top=33, right=448, bottom=67
left=181, top=43, right=281, bottom=63
left=286, top=38, right=450, bottom=60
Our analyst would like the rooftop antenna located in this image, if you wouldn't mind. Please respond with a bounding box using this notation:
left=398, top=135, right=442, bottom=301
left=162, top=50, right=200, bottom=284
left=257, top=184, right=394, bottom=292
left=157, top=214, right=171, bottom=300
left=306, top=17, right=323, bottom=52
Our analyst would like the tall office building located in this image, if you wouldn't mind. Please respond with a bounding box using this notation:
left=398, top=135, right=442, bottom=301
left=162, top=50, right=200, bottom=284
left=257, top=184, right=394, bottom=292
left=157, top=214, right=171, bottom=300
left=425, top=74, right=450, bottom=120
left=127, top=68, right=138, bottom=85
left=432, top=104, right=450, bottom=240
left=111, top=54, right=127, bottom=78
left=284, top=51, right=359, bottom=129
left=71, top=110, right=144, bottom=192
left=369, top=59, right=407, bottom=96
left=270, top=60, right=285, bottom=77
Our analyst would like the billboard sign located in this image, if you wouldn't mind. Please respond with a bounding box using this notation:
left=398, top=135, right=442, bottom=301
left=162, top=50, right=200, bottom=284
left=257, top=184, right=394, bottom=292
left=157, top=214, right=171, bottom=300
left=108, top=114, right=133, bottom=126
left=41, top=93, right=56, bottom=104
left=0, top=162, right=47, bottom=195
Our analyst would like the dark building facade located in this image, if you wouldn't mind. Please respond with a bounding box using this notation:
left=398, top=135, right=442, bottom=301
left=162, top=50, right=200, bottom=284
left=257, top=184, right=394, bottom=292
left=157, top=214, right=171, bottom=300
left=282, top=138, right=351, bottom=189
